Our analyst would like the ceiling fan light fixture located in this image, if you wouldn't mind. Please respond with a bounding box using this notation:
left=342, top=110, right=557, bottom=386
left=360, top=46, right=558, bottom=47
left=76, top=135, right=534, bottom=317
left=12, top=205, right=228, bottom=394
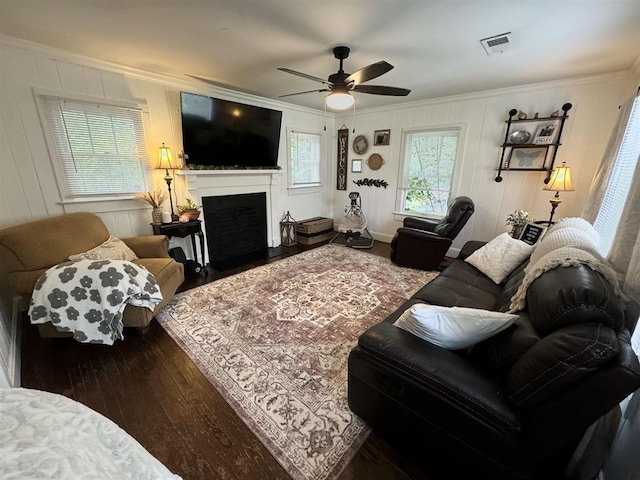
left=325, top=92, right=354, bottom=110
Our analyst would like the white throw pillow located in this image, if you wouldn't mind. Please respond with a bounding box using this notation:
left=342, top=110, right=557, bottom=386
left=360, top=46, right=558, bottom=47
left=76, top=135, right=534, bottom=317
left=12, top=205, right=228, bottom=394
left=394, top=303, right=518, bottom=350
left=69, top=235, right=138, bottom=262
left=464, top=232, right=534, bottom=284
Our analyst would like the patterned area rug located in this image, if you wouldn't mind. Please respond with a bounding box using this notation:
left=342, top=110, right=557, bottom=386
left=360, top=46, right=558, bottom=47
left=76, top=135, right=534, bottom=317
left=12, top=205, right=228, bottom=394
left=156, top=245, right=437, bottom=480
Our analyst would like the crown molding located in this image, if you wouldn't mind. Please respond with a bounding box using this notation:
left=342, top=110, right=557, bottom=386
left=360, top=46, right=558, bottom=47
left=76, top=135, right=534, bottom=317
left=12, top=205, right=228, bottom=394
left=336, top=71, right=634, bottom=117
left=2, top=34, right=634, bottom=119
left=0, top=34, right=326, bottom=117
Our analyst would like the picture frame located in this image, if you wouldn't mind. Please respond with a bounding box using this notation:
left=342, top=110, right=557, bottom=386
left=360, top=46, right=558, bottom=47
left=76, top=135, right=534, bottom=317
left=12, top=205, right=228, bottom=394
left=351, top=159, right=362, bottom=173
left=518, top=222, right=547, bottom=245
left=374, top=129, right=390, bottom=146
left=507, top=147, right=548, bottom=169
left=532, top=124, right=557, bottom=145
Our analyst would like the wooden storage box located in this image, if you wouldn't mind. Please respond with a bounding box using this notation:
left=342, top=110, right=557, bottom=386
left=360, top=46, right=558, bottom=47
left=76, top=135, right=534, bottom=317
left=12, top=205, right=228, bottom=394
left=295, top=217, right=335, bottom=245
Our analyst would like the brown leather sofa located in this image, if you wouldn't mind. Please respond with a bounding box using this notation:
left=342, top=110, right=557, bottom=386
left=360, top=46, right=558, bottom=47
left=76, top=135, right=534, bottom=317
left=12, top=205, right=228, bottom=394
left=349, top=240, right=640, bottom=479
left=0, top=212, right=184, bottom=337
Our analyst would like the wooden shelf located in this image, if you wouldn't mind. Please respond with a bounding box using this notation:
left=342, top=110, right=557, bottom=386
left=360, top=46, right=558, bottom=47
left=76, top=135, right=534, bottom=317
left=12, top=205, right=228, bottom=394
left=496, top=168, right=551, bottom=172
left=505, top=116, right=562, bottom=123
left=495, top=103, right=572, bottom=183
left=502, top=142, right=562, bottom=148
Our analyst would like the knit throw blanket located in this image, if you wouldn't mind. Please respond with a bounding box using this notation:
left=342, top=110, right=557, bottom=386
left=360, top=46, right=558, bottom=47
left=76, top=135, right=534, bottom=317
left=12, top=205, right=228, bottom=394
left=508, top=226, right=623, bottom=313
left=29, top=260, right=163, bottom=345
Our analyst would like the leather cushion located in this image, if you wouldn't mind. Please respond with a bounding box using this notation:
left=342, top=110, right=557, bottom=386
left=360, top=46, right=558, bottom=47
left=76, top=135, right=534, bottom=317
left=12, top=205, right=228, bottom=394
left=470, top=313, right=540, bottom=373
left=494, top=260, right=529, bottom=312
left=527, top=265, right=625, bottom=335
left=413, top=259, right=502, bottom=310
left=507, top=322, right=619, bottom=408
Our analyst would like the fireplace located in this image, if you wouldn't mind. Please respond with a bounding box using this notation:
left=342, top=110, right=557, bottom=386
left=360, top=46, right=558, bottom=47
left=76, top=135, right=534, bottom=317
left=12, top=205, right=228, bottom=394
left=202, top=193, right=268, bottom=269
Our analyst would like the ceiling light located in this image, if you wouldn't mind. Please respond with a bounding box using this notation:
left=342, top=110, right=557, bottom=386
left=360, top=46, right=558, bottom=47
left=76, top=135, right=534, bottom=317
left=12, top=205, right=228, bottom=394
left=326, top=92, right=354, bottom=110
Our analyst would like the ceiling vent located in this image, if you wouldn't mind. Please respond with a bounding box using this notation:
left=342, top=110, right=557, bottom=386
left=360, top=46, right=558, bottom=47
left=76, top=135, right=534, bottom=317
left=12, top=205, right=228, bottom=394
left=480, top=32, right=513, bottom=55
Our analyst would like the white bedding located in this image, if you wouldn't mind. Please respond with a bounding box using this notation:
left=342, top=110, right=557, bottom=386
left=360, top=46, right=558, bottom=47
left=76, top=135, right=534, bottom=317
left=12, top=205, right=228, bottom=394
left=0, top=388, right=181, bottom=480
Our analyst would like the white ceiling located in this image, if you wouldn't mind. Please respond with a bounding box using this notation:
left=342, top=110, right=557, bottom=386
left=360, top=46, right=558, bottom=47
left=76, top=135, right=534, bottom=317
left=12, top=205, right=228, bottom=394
left=1, top=0, right=639, bottom=111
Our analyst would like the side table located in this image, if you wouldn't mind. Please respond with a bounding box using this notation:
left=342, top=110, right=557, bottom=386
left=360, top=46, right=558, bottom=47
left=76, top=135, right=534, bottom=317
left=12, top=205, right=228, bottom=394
left=152, top=220, right=205, bottom=269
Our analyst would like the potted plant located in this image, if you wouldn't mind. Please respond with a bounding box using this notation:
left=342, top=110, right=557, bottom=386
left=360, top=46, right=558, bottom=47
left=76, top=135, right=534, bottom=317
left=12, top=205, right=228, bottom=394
left=505, top=209, right=530, bottom=239
left=178, top=198, right=201, bottom=221
left=135, top=190, right=168, bottom=224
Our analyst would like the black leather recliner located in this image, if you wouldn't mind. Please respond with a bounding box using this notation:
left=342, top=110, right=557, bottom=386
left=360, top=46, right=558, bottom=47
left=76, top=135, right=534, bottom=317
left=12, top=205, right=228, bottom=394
left=390, top=196, right=475, bottom=270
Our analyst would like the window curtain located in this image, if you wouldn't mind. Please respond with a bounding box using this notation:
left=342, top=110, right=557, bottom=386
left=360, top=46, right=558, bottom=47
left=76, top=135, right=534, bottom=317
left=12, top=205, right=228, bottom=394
left=568, top=94, right=640, bottom=480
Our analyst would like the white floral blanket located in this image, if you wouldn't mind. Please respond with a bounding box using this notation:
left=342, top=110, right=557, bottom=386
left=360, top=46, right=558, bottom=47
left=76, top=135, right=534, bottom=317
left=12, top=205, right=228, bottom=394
left=29, top=260, right=163, bottom=345
left=0, top=388, right=181, bottom=479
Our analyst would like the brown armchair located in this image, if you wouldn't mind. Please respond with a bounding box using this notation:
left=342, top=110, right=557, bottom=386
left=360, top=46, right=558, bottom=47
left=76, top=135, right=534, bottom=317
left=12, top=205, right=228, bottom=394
left=390, top=196, right=475, bottom=270
left=0, top=212, right=184, bottom=337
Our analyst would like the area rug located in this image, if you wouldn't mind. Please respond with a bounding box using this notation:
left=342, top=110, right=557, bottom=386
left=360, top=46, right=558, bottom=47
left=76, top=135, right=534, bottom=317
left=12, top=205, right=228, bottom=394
left=156, top=244, right=437, bottom=480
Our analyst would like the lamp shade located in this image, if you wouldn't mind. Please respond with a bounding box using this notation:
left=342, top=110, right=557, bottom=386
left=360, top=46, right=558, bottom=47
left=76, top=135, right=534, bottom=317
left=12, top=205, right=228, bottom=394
left=157, top=143, right=174, bottom=170
left=544, top=162, right=574, bottom=192
left=326, top=91, right=355, bottom=110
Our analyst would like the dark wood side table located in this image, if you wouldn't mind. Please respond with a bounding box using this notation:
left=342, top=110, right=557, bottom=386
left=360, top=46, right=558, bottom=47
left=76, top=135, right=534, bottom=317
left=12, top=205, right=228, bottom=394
left=152, top=220, right=205, bottom=266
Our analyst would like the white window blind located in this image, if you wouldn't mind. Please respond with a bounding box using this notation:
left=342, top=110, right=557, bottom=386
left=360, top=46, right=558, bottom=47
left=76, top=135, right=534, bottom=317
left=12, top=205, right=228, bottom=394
left=594, top=95, right=640, bottom=256
left=289, top=130, right=321, bottom=187
left=39, top=96, right=149, bottom=198
left=398, top=128, right=460, bottom=217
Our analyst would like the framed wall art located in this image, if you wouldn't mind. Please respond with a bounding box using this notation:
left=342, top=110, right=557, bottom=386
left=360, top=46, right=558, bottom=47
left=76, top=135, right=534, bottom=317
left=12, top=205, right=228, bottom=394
left=374, top=129, right=390, bottom=145
left=336, top=127, right=348, bottom=190
left=532, top=124, right=557, bottom=145
left=507, top=147, right=548, bottom=170
left=519, top=222, right=547, bottom=245
left=351, top=159, right=362, bottom=173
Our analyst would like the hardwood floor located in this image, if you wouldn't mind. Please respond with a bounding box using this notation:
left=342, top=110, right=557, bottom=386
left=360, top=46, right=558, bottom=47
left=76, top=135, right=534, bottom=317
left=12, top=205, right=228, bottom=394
left=20, top=240, right=435, bottom=480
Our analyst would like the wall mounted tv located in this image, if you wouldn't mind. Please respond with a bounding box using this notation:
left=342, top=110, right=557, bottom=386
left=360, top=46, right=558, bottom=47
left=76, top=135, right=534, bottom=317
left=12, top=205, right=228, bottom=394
left=180, top=91, right=282, bottom=169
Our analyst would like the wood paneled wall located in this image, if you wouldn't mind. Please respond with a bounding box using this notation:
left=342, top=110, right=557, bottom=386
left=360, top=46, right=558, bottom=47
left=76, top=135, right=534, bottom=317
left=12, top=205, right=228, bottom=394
left=0, top=36, right=332, bottom=383
left=333, top=74, right=636, bottom=252
left=0, top=35, right=636, bottom=385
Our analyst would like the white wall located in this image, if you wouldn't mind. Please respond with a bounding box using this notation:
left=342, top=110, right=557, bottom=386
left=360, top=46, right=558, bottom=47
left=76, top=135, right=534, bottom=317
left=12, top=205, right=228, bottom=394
left=0, top=35, right=334, bottom=386
left=0, top=34, right=637, bottom=387
left=334, top=74, right=637, bottom=254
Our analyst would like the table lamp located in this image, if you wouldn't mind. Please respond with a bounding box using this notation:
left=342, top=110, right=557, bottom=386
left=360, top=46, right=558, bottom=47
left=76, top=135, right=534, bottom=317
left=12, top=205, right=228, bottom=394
left=157, top=143, right=177, bottom=220
left=543, top=162, right=574, bottom=224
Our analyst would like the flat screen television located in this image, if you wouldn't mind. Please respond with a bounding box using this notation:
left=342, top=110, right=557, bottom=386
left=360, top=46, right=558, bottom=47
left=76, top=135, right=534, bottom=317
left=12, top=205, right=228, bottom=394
left=180, top=91, right=282, bottom=169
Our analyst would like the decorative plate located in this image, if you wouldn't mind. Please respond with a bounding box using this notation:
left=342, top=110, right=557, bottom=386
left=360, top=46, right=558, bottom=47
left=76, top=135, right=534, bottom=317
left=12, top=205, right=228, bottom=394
left=508, top=130, right=531, bottom=144
left=353, top=135, right=369, bottom=154
left=366, top=153, right=385, bottom=170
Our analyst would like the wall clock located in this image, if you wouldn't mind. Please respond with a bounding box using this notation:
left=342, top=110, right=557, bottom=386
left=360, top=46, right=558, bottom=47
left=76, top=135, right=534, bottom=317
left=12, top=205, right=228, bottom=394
left=353, top=135, right=369, bottom=155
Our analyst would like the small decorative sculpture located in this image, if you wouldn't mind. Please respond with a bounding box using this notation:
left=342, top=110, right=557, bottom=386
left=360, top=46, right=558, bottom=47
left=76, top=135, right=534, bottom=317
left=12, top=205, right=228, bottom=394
left=517, top=111, right=528, bottom=120
left=534, top=112, right=539, bottom=119
left=550, top=110, right=560, bottom=117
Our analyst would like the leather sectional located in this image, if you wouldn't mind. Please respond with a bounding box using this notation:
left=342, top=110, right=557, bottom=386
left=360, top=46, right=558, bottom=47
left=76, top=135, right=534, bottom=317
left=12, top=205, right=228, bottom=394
left=348, top=240, right=640, bottom=479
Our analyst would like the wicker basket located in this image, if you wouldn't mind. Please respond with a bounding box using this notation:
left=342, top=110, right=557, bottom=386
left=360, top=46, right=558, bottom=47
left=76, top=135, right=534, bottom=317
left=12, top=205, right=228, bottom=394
left=295, top=217, right=334, bottom=244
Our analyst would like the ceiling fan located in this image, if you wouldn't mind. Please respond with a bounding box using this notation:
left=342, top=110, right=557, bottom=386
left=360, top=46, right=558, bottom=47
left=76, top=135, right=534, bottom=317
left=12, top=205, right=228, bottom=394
left=278, top=46, right=411, bottom=109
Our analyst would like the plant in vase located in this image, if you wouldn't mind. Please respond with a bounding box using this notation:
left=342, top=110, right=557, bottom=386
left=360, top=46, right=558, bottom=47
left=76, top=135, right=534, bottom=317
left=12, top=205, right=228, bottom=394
left=505, top=209, right=531, bottom=239
left=135, top=191, right=168, bottom=224
left=178, top=198, right=201, bottom=221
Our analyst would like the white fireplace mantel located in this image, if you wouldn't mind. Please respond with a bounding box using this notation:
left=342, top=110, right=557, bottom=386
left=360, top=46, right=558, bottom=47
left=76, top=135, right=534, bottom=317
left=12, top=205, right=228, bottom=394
left=176, top=169, right=283, bottom=263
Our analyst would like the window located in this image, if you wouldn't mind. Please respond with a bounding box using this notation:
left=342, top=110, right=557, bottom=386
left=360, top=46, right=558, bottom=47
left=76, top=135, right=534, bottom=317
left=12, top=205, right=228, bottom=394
left=38, top=95, right=149, bottom=198
left=593, top=95, right=640, bottom=256
left=398, top=127, right=461, bottom=217
left=289, top=129, right=322, bottom=188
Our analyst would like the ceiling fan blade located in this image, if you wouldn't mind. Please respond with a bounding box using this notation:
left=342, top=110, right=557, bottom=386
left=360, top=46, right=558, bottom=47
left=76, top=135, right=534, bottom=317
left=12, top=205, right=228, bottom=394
left=277, top=68, right=332, bottom=86
left=353, top=84, right=411, bottom=96
left=279, top=89, right=330, bottom=98
left=345, top=61, right=393, bottom=85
